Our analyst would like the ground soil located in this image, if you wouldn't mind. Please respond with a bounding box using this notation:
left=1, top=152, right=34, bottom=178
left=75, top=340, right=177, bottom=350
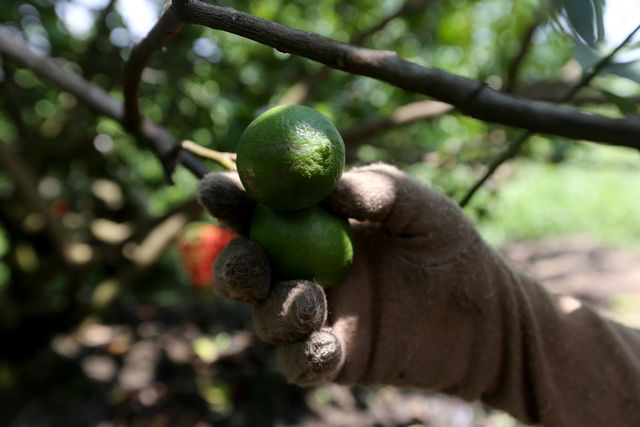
left=6, top=236, right=639, bottom=427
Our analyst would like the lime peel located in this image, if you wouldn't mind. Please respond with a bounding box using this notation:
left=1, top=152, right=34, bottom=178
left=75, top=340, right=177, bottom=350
left=236, top=105, right=345, bottom=211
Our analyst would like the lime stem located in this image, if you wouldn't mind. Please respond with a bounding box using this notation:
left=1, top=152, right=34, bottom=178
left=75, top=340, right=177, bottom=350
left=181, top=140, right=237, bottom=171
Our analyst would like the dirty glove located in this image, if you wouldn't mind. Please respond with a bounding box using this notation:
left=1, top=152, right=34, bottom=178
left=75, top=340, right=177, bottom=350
left=198, top=163, right=640, bottom=427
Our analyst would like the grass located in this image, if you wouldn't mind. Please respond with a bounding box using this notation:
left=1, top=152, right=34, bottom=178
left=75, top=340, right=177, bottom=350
left=473, top=146, right=640, bottom=248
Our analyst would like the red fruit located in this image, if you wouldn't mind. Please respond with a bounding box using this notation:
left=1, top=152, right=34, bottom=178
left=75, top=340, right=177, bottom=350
left=178, top=223, right=236, bottom=289
left=50, top=199, right=70, bottom=216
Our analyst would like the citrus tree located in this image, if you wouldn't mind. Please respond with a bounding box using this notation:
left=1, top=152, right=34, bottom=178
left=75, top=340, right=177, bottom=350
left=0, top=0, right=639, bottom=425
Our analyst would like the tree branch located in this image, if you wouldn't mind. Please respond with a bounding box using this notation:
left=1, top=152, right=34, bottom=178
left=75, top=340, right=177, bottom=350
left=458, top=131, right=530, bottom=207
left=351, top=0, right=429, bottom=46
left=123, top=6, right=184, bottom=126
left=0, top=56, right=35, bottom=147
left=121, top=6, right=190, bottom=181
left=338, top=83, right=640, bottom=147
left=504, top=19, right=542, bottom=94
left=561, top=23, right=640, bottom=101
left=340, top=100, right=452, bottom=146
left=172, top=0, right=640, bottom=149
left=0, top=27, right=209, bottom=179
left=0, top=30, right=122, bottom=118
left=79, top=0, right=119, bottom=79
left=459, top=23, right=640, bottom=208
left=279, top=0, right=431, bottom=105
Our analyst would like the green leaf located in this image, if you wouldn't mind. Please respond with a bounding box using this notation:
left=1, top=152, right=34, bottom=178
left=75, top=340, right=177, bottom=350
left=574, top=44, right=640, bottom=84
left=603, top=61, right=640, bottom=84
left=563, top=0, right=606, bottom=47
left=574, top=42, right=601, bottom=69
left=600, top=89, right=640, bottom=117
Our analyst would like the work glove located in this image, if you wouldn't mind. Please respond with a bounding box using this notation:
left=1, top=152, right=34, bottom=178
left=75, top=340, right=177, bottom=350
left=197, top=163, right=640, bottom=427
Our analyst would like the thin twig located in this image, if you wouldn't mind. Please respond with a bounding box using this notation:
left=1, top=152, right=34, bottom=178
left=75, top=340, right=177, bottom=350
left=504, top=19, right=542, bottom=93
left=79, top=0, right=118, bottom=79
left=458, top=130, right=531, bottom=207
left=119, top=198, right=201, bottom=247
left=352, top=0, right=429, bottom=46
left=459, top=23, right=640, bottom=208
left=561, top=23, right=640, bottom=102
left=182, top=140, right=237, bottom=171
left=172, top=0, right=640, bottom=149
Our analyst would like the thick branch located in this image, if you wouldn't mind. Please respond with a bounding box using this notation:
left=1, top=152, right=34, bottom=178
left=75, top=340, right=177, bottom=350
left=338, top=83, right=640, bottom=147
left=173, top=0, right=640, bottom=149
left=0, top=27, right=209, bottom=179
left=0, top=30, right=121, bottom=119
left=122, top=6, right=216, bottom=181
left=0, top=57, right=35, bottom=146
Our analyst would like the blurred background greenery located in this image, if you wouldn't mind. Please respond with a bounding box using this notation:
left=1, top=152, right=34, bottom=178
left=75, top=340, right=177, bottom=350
left=0, top=0, right=639, bottom=426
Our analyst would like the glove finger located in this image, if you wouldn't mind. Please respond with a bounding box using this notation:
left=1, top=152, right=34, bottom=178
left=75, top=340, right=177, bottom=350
left=324, top=163, right=399, bottom=224
left=252, top=280, right=327, bottom=343
left=325, top=163, right=477, bottom=246
left=277, top=327, right=344, bottom=387
left=213, top=236, right=270, bottom=303
left=197, top=171, right=254, bottom=233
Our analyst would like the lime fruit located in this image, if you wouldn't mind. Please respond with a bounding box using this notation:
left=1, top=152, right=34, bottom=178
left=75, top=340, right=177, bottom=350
left=249, top=204, right=353, bottom=288
left=236, top=105, right=345, bottom=211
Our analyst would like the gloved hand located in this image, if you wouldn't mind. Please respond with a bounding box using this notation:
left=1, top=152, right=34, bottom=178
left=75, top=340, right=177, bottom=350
left=197, top=163, right=640, bottom=427
left=198, top=163, right=501, bottom=386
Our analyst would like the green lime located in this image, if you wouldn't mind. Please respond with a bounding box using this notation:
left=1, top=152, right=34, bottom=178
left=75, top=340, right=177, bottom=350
left=236, top=105, right=345, bottom=211
left=249, top=204, right=353, bottom=288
